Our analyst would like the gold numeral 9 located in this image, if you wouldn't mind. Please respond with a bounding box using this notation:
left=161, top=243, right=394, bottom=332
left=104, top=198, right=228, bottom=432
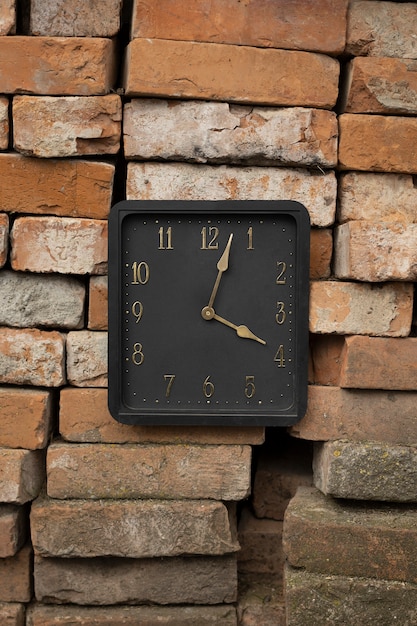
left=131, top=301, right=143, bottom=323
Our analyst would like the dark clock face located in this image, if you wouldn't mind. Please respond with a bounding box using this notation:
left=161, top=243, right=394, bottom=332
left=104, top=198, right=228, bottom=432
left=108, top=201, right=310, bottom=426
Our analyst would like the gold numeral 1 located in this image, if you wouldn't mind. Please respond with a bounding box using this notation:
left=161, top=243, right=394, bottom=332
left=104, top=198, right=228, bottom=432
left=201, top=226, right=219, bottom=250
left=158, top=226, right=173, bottom=249
left=164, top=374, right=175, bottom=397
left=131, top=261, right=150, bottom=285
left=245, top=375, right=255, bottom=398
left=274, top=345, right=285, bottom=367
left=247, top=227, right=254, bottom=250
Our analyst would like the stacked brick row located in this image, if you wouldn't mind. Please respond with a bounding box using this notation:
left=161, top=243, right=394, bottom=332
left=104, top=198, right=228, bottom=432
left=0, top=0, right=417, bottom=624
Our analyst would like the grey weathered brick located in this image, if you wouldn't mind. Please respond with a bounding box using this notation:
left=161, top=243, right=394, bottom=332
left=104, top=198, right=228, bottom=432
left=313, top=440, right=417, bottom=502
left=127, top=162, right=336, bottom=227
left=0, top=214, right=8, bottom=267
left=31, top=496, right=239, bottom=558
left=124, top=100, right=337, bottom=168
left=0, top=449, right=45, bottom=504
left=0, top=97, right=8, bottom=149
left=0, top=271, right=85, bottom=329
left=34, top=554, right=237, bottom=605
left=0, top=602, right=25, bottom=626
left=66, top=331, right=107, bottom=387
left=0, top=0, right=15, bottom=35
left=30, top=0, right=121, bottom=36
left=0, top=505, right=26, bottom=557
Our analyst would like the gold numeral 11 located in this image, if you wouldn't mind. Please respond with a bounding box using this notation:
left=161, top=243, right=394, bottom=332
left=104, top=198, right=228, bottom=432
left=158, top=226, right=173, bottom=249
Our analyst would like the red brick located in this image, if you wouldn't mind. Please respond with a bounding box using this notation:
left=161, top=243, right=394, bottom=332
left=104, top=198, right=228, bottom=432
left=0, top=603, right=25, bottom=626
left=310, top=229, right=332, bottom=279
left=338, top=171, right=417, bottom=224
left=0, top=213, right=8, bottom=267
left=0, top=1, right=15, bottom=35
left=340, top=336, right=417, bottom=390
left=309, top=335, right=344, bottom=386
left=13, top=95, right=121, bottom=158
left=27, top=604, right=237, bottom=626
left=238, top=508, right=284, bottom=575
left=0, top=328, right=65, bottom=388
left=127, top=162, right=337, bottom=227
left=343, top=56, right=417, bottom=115
left=339, top=114, right=417, bottom=174
left=291, top=385, right=417, bottom=446
left=310, top=280, right=413, bottom=336
left=59, top=387, right=264, bottom=445
left=31, top=496, right=239, bottom=558
left=0, top=388, right=52, bottom=450
left=11, top=217, right=107, bottom=275
left=0, top=505, right=26, bottom=558
left=334, top=221, right=417, bottom=281
left=283, top=487, right=417, bottom=583
left=0, top=544, right=32, bottom=602
left=346, top=0, right=417, bottom=59
left=132, top=0, right=348, bottom=55
left=124, top=39, right=339, bottom=108
left=88, top=276, right=107, bottom=330
left=0, top=448, right=45, bottom=504
left=30, top=0, right=121, bottom=37
left=0, top=97, right=8, bottom=149
left=0, top=154, right=114, bottom=219
left=0, top=37, right=116, bottom=95
left=47, top=441, right=251, bottom=501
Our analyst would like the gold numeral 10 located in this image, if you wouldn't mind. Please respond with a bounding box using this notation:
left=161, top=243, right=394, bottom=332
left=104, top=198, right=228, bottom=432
left=131, top=261, right=150, bottom=285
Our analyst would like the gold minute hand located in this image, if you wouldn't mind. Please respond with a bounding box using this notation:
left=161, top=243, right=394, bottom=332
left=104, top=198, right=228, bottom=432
left=213, top=312, right=266, bottom=345
left=207, top=233, right=233, bottom=309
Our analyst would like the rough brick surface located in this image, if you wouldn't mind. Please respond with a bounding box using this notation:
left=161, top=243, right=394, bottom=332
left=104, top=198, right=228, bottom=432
left=0, top=328, right=65, bottom=387
left=127, top=163, right=337, bottom=227
left=309, top=280, right=413, bottom=336
left=0, top=271, right=85, bottom=329
left=334, top=221, right=417, bottom=281
left=132, top=0, right=348, bottom=55
left=0, top=544, right=32, bottom=603
left=0, top=214, right=8, bottom=267
left=88, top=276, right=107, bottom=330
left=291, top=385, right=417, bottom=446
left=125, top=100, right=337, bottom=167
left=31, top=497, right=239, bottom=558
left=27, top=604, right=237, bottom=626
left=238, top=509, right=284, bottom=575
left=0, top=388, right=52, bottom=450
left=47, top=442, right=251, bottom=501
left=283, top=487, right=417, bottom=583
left=0, top=155, right=114, bottom=219
left=339, top=114, right=417, bottom=173
left=338, top=171, right=417, bottom=224
left=124, top=39, right=339, bottom=108
left=310, top=229, right=332, bottom=279
left=0, top=505, right=26, bottom=557
left=237, top=574, right=285, bottom=626
left=343, top=56, right=417, bottom=115
left=30, top=0, right=121, bottom=37
left=35, top=554, right=237, bottom=605
left=0, top=0, right=15, bottom=35
left=66, top=331, right=107, bottom=387
left=59, top=387, right=264, bottom=445
left=346, top=0, right=417, bottom=59
left=0, top=449, right=45, bottom=504
left=340, top=336, right=417, bottom=390
left=0, top=37, right=116, bottom=95
left=11, top=217, right=107, bottom=275
left=0, top=97, right=8, bottom=149
left=309, top=335, right=344, bottom=386
left=314, top=440, right=417, bottom=502
left=285, top=565, right=417, bottom=626
left=13, top=95, right=121, bottom=158
left=0, top=602, right=24, bottom=626
left=252, top=441, right=313, bottom=521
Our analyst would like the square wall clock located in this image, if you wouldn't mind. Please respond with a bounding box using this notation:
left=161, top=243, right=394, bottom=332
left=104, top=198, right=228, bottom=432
left=108, top=200, right=310, bottom=426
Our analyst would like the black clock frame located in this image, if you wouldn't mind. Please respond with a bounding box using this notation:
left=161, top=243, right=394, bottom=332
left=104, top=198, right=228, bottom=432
left=108, top=200, right=310, bottom=427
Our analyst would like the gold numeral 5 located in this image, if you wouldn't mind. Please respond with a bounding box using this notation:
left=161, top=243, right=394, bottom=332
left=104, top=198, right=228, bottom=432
left=245, top=375, right=256, bottom=398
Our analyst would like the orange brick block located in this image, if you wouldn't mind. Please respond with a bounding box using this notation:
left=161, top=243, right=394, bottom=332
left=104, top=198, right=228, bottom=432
left=0, top=97, right=8, bottom=149
left=0, top=388, right=52, bottom=449
left=0, top=214, right=8, bottom=267
left=88, top=276, right=108, bottom=330
left=310, top=229, right=332, bottom=279
left=124, top=39, right=339, bottom=108
left=0, top=544, right=32, bottom=602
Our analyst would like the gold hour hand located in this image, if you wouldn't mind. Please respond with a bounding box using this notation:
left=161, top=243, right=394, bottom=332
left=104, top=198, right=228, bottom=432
left=207, top=233, right=233, bottom=309
left=201, top=307, right=266, bottom=345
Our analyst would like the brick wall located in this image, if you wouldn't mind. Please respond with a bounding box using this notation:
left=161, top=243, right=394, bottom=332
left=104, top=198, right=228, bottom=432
left=0, top=1, right=416, bottom=624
